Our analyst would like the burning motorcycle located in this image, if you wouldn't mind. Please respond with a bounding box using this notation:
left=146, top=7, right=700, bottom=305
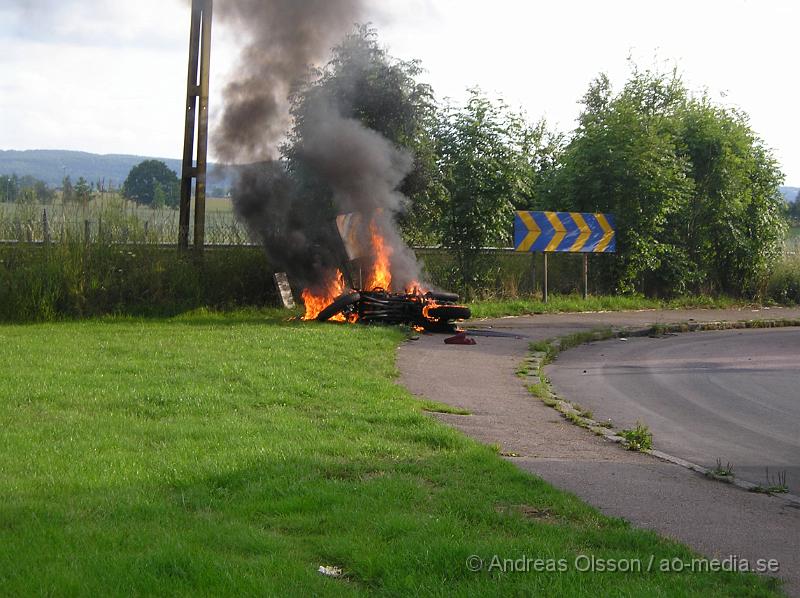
left=300, top=213, right=470, bottom=331
left=315, top=288, right=471, bottom=332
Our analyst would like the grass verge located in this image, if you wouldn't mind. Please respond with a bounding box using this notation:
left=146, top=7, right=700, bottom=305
left=0, top=311, right=782, bottom=596
left=469, top=293, right=746, bottom=319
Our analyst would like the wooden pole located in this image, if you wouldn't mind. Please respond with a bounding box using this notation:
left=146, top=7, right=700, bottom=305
left=193, top=0, right=212, bottom=252
left=178, top=1, right=201, bottom=250
left=42, top=209, right=50, bottom=246
left=179, top=0, right=212, bottom=252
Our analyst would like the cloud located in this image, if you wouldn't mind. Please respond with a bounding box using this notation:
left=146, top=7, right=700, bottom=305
left=0, top=0, right=186, bottom=49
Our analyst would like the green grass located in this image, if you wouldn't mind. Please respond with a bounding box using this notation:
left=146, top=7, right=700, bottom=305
left=469, top=293, right=744, bottom=319
left=0, top=312, right=781, bottom=596
left=768, top=254, right=800, bottom=305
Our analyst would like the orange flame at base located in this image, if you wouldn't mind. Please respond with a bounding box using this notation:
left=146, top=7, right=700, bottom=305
left=302, top=269, right=348, bottom=321
left=405, top=280, right=428, bottom=295
left=301, top=218, right=429, bottom=324
left=364, top=222, right=393, bottom=291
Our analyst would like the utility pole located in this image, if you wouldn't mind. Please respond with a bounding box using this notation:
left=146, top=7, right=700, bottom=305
left=179, top=0, right=213, bottom=251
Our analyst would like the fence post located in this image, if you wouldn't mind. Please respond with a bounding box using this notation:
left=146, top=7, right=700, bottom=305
left=543, top=252, right=549, bottom=304
left=583, top=253, right=588, bottom=300
left=85, top=220, right=91, bottom=244
left=42, top=209, right=51, bottom=246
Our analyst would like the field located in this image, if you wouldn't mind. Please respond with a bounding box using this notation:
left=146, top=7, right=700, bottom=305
left=0, top=195, right=247, bottom=245
left=0, top=312, right=781, bottom=596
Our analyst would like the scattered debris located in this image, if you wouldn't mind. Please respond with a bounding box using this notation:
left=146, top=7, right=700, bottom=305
left=444, top=331, right=477, bottom=345
left=318, top=565, right=343, bottom=578
left=274, top=272, right=296, bottom=309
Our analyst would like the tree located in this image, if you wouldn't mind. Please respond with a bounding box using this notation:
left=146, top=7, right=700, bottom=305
left=546, top=65, right=785, bottom=297
left=74, top=176, right=92, bottom=205
left=433, top=89, right=559, bottom=296
left=284, top=25, right=443, bottom=244
left=1, top=176, right=9, bottom=202
left=122, top=160, right=179, bottom=207
left=152, top=181, right=167, bottom=209
left=2, top=174, right=20, bottom=202
left=62, top=175, right=74, bottom=203
left=677, top=98, right=785, bottom=295
left=1, top=174, right=53, bottom=203
left=33, top=179, right=54, bottom=204
left=791, top=191, right=800, bottom=221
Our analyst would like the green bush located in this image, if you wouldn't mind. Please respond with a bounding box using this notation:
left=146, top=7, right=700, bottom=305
left=767, top=255, right=800, bottom=305
left=0, top=243, right=277, bottom=322
left=620, top=422, right=653, bottom=452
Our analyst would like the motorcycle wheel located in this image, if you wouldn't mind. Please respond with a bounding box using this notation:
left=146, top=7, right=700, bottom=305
left=316, top=292, right=361, bottom=322
left=425, top=291, right=460, bottom=303
left=426, top=305, right=471, bottom=321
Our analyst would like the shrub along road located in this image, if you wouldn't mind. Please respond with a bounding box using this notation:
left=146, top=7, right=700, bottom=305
left=398, top=307, right=800, bottom=595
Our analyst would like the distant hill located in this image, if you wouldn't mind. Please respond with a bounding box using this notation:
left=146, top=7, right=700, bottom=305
left=0, top=149, right=236, bottom=192
left=781, top=186, right=799, bottom=203
left=3, top=150, right=797, bottom=204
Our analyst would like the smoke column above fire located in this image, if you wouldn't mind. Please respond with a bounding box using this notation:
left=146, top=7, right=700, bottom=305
left=214, top=0, right=425, bottom=295
left=213, top=0, right=366, bottom=163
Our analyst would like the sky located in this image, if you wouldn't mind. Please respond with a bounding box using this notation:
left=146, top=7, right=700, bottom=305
left=0, top=0, right=797, bottom=184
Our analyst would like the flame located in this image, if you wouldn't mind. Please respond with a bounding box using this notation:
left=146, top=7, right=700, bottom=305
left=422, top=300, right=441, bottom=320
left=405, top=280, right=428, bottom=295
left=302, top=269, right=348, bottom=321
left=301, top=217, right=427, bottom=324
left=364, top=221, right=393, bottom=291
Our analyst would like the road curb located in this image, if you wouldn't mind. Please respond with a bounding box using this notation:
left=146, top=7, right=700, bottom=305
left=521, top=318, right=800, bottom=506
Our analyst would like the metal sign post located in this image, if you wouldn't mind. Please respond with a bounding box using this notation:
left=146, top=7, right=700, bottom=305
left=514, top=211, right=616, bottom=303
left=179, top=0, right=213, bottom=252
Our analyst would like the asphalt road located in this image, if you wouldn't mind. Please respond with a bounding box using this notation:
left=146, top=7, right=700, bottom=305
left=397, top=308, right=800, bottom=594
left=547, top=328, right=800, bottom=494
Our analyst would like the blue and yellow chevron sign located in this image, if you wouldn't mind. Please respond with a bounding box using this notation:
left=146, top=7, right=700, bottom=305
left=514, top=211, right=616, bottom=253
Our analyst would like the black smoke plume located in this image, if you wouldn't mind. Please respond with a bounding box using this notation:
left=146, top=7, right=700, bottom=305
left=214, top=0, right=366, bottom=163
left=214, top=2, right=424, bottom=294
